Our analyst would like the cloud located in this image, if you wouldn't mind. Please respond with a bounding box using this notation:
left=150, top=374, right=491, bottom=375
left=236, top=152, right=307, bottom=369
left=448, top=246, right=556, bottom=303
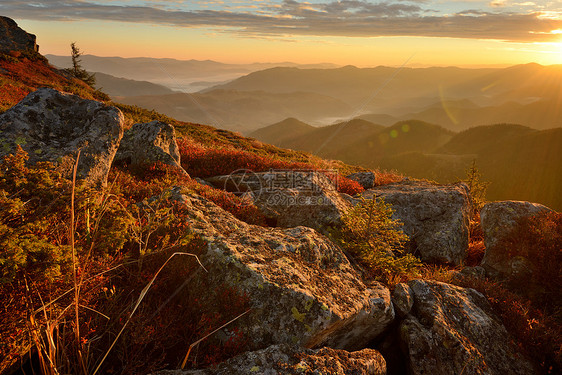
left=1, top=0, right=561, bottom=42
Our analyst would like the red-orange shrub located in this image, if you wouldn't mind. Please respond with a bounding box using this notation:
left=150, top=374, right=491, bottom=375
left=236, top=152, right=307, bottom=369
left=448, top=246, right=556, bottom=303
left=454, top=275, right=561, bottom=374
left=178, top=138, right=365, bottom=196
left=499, top=212, right=562, bottom=312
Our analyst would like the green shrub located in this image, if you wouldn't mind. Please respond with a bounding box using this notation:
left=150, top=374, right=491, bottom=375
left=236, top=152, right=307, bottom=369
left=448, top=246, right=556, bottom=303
left=330, top=196, right=421, bottom=284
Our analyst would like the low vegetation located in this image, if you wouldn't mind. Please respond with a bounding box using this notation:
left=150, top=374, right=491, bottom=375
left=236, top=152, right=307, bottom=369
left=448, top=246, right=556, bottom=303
left=0, top=148, right=261, bottom=374
left=330, top=197, right=421, bottom=285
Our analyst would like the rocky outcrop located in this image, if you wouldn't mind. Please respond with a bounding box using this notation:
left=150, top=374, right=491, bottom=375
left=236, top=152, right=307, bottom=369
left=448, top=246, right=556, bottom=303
left=480, top=200, right=554, bottom=278
left=346, top=172, right=376, bottom=190
left=391, top=283, right=414, bottom=318
left=157, top=344, right=386, bottom=375
left=360, top=180, right=471, bottom=265
left=169, top=187, right=394, bottom=351
left=206, top=171, right=351, bottom=233
left=0, top=16, right=39, bottom=53
left=399, top=280, right=535, bottom=375
left=114, top=120, right=185, bottom=172
left=0, top=88, right=124, bottom=185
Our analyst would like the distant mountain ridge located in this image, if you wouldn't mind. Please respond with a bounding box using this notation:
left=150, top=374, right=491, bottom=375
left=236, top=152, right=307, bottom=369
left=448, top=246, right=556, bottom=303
left=105, top=62, right=562, bottom=133
left=45, top=54, right=339, bottom=92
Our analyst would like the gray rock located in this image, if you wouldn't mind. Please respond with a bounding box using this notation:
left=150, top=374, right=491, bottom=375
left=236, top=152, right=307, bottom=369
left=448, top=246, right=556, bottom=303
left=205, top=171, right=351, bottom=234
left=114, top=120, right=185, bottom=173
left=400, top=280, right=535, bottom=375
left=346, top=171, right=376, bottom=190
left=480, top=200, right=554, bottom=278
left=391, top=283, right=414, bottom=317
left=155, top=344, right=386, bottom=375
left=0, top=16, right=39, bottom=53
left=0, top=88, right=124, bottom=186
left=361, top=180, right=471, bottom=265
left=167, top=187, right=394, bottom=351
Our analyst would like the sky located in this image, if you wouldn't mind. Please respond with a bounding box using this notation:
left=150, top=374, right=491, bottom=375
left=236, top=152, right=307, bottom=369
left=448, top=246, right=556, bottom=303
left=2, top=0, right=562, bottom=67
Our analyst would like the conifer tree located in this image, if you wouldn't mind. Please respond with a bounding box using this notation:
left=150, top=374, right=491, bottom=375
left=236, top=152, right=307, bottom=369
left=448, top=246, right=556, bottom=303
left=67, top=42, right=96, bottom=87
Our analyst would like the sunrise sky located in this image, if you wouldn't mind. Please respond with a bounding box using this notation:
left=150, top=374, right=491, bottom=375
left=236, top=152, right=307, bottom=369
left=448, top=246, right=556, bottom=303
left=2, top=1, right=562, bottom=67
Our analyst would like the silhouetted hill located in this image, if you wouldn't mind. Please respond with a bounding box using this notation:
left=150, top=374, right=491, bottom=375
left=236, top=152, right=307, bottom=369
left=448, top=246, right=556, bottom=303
left=438, top=124, right=535, bottom=155
left=250, top=118, right=315, bottom=146
left=251, top=118, right=452, bottom=166
left=289, top=118, right=386, bottom=158
left=250, top=118, right=385, bottom=156
left=94, top=72, right=175, bottom=97
left=341, top=120, right=453, bottom=166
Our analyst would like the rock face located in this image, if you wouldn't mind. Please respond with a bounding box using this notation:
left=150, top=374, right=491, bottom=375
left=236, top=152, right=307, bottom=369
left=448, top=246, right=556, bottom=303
left=114, top=120, right=185, bottom=172
left=480, top=200, right=554, bottom=278
left=206, top=171, right=351, bottom=233
left=0, top=16, right=39, bottom=53
left=0, top=88, right=124, bottom=185
left=157, top=344, right=386, bottom=375
left=361, top=180, right=471, bottom=265
left=391, top=283, right=414, bottom=318
left=399, top=280, right=535, bottom=375
left=169, top=187, right=394, bottom=351
left=346, top=172, right=376, bottom=190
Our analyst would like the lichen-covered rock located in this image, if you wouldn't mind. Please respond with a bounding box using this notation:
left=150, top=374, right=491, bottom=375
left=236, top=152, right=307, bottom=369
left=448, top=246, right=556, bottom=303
left=391, top=283, right=414, bottom=318
left=0, top=88, right=124, bottom=185
left=169, top=187, right=394, bottom=351
left=480, top=200, right=554, bottom=278
left=400, top=280, right=535, bottom=375
left=346, top=172, right=376, bottom=190
left=205, top=171, right=351, bottom=233
left=0, top=16, right=39, bottom=53
left=114, top=120, right=185, bottom=172
left=360, top=180, right=471, bottom=265
left=155, top=344, right=386, bottom=375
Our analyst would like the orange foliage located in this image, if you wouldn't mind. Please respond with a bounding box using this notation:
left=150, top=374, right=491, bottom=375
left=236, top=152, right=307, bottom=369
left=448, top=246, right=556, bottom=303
left=178, top=138, right=364, bottom=196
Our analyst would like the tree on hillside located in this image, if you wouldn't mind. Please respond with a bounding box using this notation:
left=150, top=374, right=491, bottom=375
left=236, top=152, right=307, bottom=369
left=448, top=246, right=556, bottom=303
left=67, top=42, right=96, bottom=87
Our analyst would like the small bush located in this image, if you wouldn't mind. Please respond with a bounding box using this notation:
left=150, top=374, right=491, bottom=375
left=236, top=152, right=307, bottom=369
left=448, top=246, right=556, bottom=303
left=330, top=196, right=421, bottom=284
left=462, top=160, right=490, bottom=214
left=453, top=275, right=561, bottom=374
left=499, top=212, right=562, bottom=315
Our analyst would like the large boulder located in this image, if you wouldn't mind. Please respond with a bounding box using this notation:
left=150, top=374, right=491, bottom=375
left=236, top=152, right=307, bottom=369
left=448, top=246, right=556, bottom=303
left=114, top=120, right=185, bottom=172
left=400, top=280, right=535, bottom=375
left=169, top=187, right=394, bottom=351
left=360, top=180, right=471, bottom=265
left=0, top=88, right=124, bottom=186
left=156, top=344, right=386, bottom=375
left=0, top=16, right=39, bottom=53
left=480, top=200, right=554, bottom=278
left=205, top=170, right=351, bottom=233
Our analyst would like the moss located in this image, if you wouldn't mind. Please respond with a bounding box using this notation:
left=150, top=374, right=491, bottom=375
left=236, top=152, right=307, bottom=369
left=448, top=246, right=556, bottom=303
left=291, top=307, right=306, bottom=322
